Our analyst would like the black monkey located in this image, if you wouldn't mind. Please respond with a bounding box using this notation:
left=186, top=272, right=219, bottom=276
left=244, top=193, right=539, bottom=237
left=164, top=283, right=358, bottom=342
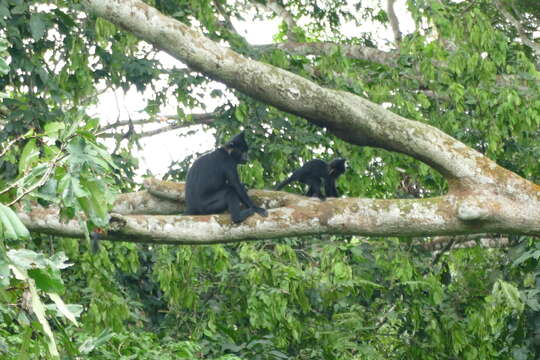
left=275, top=158, right=346, bottom=200
left=185, top=132, right=268, bottom=223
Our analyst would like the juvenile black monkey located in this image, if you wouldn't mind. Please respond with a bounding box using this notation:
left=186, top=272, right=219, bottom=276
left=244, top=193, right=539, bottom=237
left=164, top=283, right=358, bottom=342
left=185, top=132, right=268, bottom=223
left=275, top=158, right=346, bottom=200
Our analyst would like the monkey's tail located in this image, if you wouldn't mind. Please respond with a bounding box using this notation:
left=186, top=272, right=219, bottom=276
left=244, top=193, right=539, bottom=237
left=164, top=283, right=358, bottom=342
left=275, top=177, right=293, bottom=190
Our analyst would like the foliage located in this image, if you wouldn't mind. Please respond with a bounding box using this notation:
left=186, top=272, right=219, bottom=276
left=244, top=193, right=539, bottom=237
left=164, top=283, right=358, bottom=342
left=0, top=0, right=539, bottom=359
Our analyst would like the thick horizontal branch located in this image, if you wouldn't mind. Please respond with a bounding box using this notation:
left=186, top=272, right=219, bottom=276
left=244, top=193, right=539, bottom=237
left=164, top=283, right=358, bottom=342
left=16, top=179, right=540, bottom=245
left=18, top=193, right=540, bottom=245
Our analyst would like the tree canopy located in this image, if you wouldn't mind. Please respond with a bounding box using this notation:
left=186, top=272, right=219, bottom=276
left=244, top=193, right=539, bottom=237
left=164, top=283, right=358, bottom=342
left=0, top=0, right=539, bottom=358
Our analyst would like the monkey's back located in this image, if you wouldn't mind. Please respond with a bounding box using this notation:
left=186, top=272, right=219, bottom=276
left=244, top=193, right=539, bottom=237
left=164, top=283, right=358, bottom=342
left=295, top=159, right=329, bottom=182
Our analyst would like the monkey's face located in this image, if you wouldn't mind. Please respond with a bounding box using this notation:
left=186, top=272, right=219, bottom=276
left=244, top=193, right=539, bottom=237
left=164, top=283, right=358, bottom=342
left=230, top=147, right=248, bottom=164
left=225, top=131, right=249, bottom=164
left=330, top=158, right=347, bottom=176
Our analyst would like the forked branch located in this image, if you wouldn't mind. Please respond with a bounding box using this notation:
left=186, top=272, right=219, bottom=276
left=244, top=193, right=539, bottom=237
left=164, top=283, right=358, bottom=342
left=61, top=0, right=540, bottom=241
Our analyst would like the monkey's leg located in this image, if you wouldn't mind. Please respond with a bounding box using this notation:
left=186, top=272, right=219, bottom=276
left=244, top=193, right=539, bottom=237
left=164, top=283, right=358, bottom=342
left=304, top=178, right=325, bottom=200
left=225, top=187, right=255, bottom=223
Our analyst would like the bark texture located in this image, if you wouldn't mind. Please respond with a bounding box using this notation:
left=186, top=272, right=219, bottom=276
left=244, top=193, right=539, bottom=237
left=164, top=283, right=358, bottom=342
left=17, top=178, right=540, bottom=245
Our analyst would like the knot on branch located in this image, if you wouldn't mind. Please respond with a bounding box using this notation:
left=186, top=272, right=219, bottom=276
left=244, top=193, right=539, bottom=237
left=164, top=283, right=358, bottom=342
left=457, top=202, right=490, bottom=221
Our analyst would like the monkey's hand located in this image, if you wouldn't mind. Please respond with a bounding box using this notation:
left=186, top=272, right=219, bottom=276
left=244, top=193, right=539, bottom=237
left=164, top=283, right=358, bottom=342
left=253, top=207, right=268, bottom=217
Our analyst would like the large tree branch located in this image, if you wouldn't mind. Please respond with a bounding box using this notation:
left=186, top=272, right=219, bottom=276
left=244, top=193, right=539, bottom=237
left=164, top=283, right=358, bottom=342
left=70, top=0, right=540, bottom=241
left=17, top=180, right=540, bottom=245
left=80, top=1, right=530, bottom=181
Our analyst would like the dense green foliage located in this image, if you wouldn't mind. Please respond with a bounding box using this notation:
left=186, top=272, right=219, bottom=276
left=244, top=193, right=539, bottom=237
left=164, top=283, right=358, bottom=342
left=0, top=0, right=539, bottom=358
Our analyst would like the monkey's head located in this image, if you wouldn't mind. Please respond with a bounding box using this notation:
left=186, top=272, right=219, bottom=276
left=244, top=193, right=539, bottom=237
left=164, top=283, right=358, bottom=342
left=224, top=131, right=249, bottom=164
left=329, top=158, right=346, bottom=176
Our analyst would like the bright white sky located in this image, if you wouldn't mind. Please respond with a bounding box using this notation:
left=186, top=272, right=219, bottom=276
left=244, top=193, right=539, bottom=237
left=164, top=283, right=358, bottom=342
left=90, top=0, right=414, bottom=177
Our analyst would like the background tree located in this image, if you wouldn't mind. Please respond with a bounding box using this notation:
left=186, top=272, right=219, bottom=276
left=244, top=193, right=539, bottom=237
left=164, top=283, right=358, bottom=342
left=0, top=0, right=539, bottom=359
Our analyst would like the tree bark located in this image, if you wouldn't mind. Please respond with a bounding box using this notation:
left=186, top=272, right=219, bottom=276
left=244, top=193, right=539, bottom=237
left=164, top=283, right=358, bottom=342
left=35, top=0, right=540, bottom=244
left=17, top=178, right=540, bottom=245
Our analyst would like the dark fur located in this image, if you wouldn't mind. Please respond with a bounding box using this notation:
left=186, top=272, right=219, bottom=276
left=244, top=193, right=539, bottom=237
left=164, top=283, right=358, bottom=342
left=275, top=158, right=346, bottom=200
left=185, top=132, right=268, bottom=223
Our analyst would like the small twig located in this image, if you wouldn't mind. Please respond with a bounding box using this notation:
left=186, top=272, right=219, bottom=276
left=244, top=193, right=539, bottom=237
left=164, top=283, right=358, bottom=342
left=431, top=236, right=457, bottom=265
left=375, top=304, right=397, bottom=329
left=212, top=0, right=237, bottom=34
left=0, top=170, right=31, bottom=196
left=0, top=134, right=28, bottom=158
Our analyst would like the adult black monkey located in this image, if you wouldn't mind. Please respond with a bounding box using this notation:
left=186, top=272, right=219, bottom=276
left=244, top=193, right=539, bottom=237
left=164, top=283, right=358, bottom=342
left=185, top=132, right=268, bottom=223
left=275, top=158, right=346, bottom=200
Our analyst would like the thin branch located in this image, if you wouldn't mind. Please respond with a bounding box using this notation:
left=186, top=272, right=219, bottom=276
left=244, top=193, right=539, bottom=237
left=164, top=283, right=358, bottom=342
left=431, top=236, right=457, bottom=265
left=98, top=112, right=218, bottom=138
left=495, top=0, right=540, bottom=63
left=387, top=0, right=402, bottom=44
left=100, top=123, right=188, bottom=139
left=254, top=41, right=398, bottom=66
left=100, top=117, right=166, bottom=132
left=263, top=0, right=298, bottom=41
left=212, top=0, right=237, bottom=34
left=100, top=112, right=218, bottom=132
left=0, top=134, right=28, bottom=158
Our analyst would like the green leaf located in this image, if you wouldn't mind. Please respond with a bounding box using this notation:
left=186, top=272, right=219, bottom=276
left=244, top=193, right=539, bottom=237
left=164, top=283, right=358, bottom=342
left=522, top=290, right=540, bottom=311
left=44, top=121, right=65, bottom=139
left=11, top=3, right=27, bottom=15
left=28, top=268, right=65, bottom=294
left=78, top=329, right=115, bottom=354
left=29, top=13, right=47, bottom=41
left=0, top=4, right=10, bottom=21
left=6, top=249, right=71, bottom=271
left=0, top=58, right=8, bottom=75
left=18, top=139, right=39, bottom=174
left=10, top=264, right=59, bottom=357
left=0, top=253, right=10, bottom=288
left=78, top=179, right=110, bottom=227
left=0, top=203, right=30, bottom=239
left=234, top=106, right=245, bottom=122
left=59, top=175, right=88, bottom=205
left=7, top=249, right=48, bottom=269
left=45, top=302, right=83, bottom=322
left=513, top=249, right=540, bottom=266
left=28, top=276, right=59, bottom=357
left=35, top=178, right=58, bottom=202
left=494, top=280, right=523, bottom=311
left=47, top=293, right=80, bottom=326
left=355, top=278, right=383, bottom=288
